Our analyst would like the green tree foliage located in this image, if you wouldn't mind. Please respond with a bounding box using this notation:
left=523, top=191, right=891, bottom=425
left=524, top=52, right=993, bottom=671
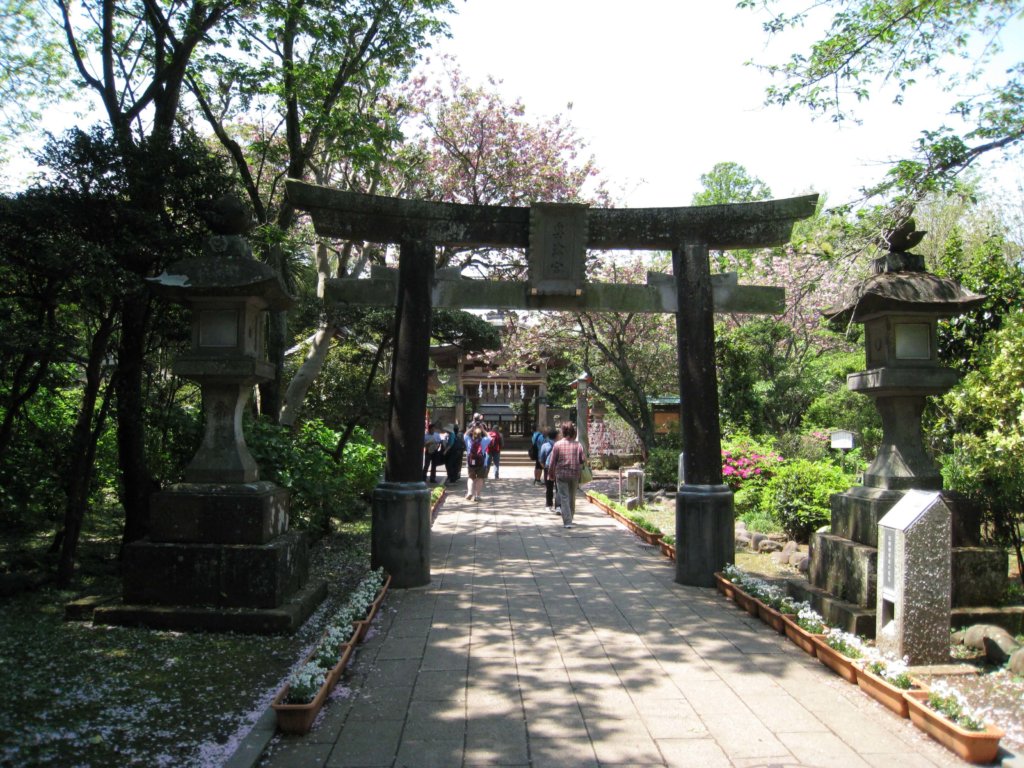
left=190, top=0, right=453, bottom=417
left=692, top=161, right=773, bottom=207
left=246, top=419, right=384, bottom=534
left=741, top=0, right=1024, bottom=209
left=937, top=310, right=1024, bottom=582
left=932, top=223, right=1024, bottom=370
left=692, top=161, right=773, bottom=273
left=0, top=0, right=70, bottom=152
left=716, top=318, right=816, bottom=434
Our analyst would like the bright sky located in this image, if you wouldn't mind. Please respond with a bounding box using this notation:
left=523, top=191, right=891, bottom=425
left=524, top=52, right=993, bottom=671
left=429, top=0, right=1020, bottom=208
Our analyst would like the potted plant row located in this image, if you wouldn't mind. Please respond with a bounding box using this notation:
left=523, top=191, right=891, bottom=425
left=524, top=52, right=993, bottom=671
left=659, top=534, right=676, bottom=560
left=584, top=491, right=663, bottom=546
left=714, top=568, right=1005, bottom=762
left=716, top=565, right=828, bottom=654
left=272, top=567, right=391, bottom=734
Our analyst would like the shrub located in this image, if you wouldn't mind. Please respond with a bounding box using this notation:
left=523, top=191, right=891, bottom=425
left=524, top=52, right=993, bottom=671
left=645, top=447, right=678, bottom=488
left=246, top=418, right=384, bottom=533
left=758, top=459, right=851, bottom=541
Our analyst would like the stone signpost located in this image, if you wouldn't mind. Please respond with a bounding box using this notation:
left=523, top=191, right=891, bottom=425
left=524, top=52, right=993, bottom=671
left=877, top=490, right=952, bottom=664
left=286, top=182, right=818, bottom=589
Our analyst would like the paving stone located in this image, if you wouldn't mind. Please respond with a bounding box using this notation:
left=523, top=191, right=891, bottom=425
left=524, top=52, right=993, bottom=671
left=528, top=736, right=599, bottom=768
left=325, top=718, right=402, bottom=767
left=392, top=738, right=464, bottom=768
left=656, top=737, right=732, bottom=767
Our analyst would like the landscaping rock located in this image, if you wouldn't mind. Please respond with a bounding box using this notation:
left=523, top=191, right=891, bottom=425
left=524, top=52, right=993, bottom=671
left=750, top=532, right=767, bottom=551
left=1010, top=647, right=1024, bottom=677
left=964, top=624, right=1016, bottom=652
left=735, top=520, right=747, bottom=531
left=792, top=554, right=810, bottom=572
left=781, top=540, right=798, bottom=555
left=757, top=539, right=783, bottom=553
left=982, top=634, right=1021, bottom=666
left=770, top=551, right=790, bottom=565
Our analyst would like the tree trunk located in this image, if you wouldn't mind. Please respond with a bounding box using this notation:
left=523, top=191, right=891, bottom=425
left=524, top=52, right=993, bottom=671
left=116, top=289, right=159, bottom=547
left=279, top=324, right=338, bottom=428
left=57, top=313, right=116, bottom=586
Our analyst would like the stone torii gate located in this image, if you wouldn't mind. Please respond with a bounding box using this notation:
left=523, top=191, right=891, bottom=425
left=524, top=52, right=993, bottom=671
left=286, top=181, right=817, bottom=588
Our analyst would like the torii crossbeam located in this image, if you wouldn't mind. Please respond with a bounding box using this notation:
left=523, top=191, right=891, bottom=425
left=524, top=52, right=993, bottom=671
left=286, top=180, right=818, bottom=588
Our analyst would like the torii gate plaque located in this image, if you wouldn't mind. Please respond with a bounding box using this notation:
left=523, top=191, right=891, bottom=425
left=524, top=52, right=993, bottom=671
left=286, top=181, right=817, bottom=588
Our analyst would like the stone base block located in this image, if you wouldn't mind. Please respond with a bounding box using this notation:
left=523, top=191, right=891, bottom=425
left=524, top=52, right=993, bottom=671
left=150, top=481, right=288, bottom=545
left=675, top=484, right=734, bottom=588
left=809, top=533, right=1005, bottom=610
left=832, top=487, right=986, bottom=549
left=953, top=547, right=1007, bottom=606
left=122, top=530, right=310, bottom=609
left=787, top=579, right=877, bottom=636
left=809, top=533, right=877, bottom=607
left=93, top=577, right=326, bottom=634
left=831, top=487, right=904, bottom=548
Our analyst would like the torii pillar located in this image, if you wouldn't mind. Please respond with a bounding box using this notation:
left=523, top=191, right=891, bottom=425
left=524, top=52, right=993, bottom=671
left=673, top=240, right=731, bottom=586
left=371, top=240, right=434, bottom=587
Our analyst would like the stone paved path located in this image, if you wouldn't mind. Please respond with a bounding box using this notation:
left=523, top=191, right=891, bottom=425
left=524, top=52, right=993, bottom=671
left=250, top=463, right=979, bottom=768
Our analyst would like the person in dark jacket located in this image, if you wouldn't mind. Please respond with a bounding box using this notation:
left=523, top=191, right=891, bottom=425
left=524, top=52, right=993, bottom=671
left=444, top=424, right=464, bottom=484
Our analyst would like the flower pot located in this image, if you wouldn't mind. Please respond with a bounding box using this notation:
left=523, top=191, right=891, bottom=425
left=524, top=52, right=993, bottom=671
left=781, top=614, right=825, bottom=657
left=325, top=642, right=355, bottom=688
left=904, top=690, right=1004, bottom=764
left=855, top=666, right=915, bottom=718
left=732, top=586, right=760, bottom=616
left=365, top=574, right=392, bottom=624
left=733, top=585, right=757, bottom=618
left=585, top=494, right=612, bottom=515
left=755, top=599, right=787, bottom=634
left=430, top=491, right=447, bottom=523
left=713, top=572, right=735, bottom=600
left=811, top=636, right=859, bottom=683
left=272, top=678, right=330, bottom=735
left=353, top=619, right=371, bottom=644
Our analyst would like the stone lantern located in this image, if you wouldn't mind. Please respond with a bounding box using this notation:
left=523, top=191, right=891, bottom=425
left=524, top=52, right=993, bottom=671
left=835, top=247, right=983, bottom=492
left=792, top=222, right=1010, bottom=635
left=97, top=196, right=325, bottom=633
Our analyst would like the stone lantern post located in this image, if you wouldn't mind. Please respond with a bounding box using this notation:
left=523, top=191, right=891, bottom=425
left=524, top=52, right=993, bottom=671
left=97, top=196, right=325, bottom=633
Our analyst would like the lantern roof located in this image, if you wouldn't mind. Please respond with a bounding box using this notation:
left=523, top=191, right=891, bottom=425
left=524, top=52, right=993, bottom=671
left=148, top=256, right=294, bottom=310
left=826, top=250, right=984, bottom=325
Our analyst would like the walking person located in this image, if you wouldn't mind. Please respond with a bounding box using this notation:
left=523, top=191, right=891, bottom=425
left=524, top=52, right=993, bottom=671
left=487, top=425, right=504, bottom=479
left=423, top=423, right=442, bottom=483
left=547, top=421, right=585, bottom=528
left=530, top=428, right=546, bottom=485
left=464, top=426, right=491, bottom=502
left=537, top=427, right=558, bottom=512
left=444, top=424, right=463, bottom=484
